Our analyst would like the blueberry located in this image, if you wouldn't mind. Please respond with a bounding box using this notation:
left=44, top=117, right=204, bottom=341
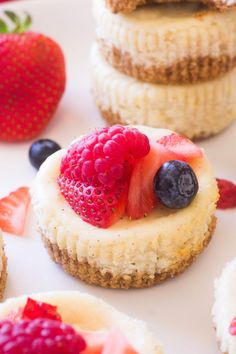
left=29, top=139, right=61, bottom=170
left=154, top=160, right=199, bottom=209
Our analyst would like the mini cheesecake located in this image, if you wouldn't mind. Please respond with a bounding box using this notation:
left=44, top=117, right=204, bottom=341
left=91, top=44, right=236, bottom=139
left=0, top=291, right=163, bottom=353
left=213, top=258, right=236, bottom=354
left=106, top=0, right=236, bottom=13
left=31, top=125, right=219, bottom=289
left=0, top=232, right=7, bottom=301
left=94, top=0, right=236, bottom=84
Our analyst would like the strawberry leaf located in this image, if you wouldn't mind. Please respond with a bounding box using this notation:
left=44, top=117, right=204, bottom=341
left=21, top=13, right=32, bottom=32
left=4, top=10, right=20, bottom=33
left=0, top=19, right=8, bottom=33
left=0, top=11, right=32, bottom=34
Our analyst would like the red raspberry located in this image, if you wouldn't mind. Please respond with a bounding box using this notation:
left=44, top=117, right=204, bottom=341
left=58, top=125, right=150, bottom=228
left=0, top=318, right=86, bottom=354
left=60, top=125, right=150, bottom=187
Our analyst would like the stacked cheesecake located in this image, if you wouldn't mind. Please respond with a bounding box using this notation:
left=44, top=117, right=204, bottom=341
left=91, top=0, right=236, bottom=139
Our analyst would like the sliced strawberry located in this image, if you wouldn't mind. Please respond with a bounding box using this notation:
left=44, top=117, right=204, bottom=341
left=157, top=133, right=203, bottom=160
left=81, top=331, right=107, bottom=354
left=21, top=298, right=62, bottom=322
left=127, top=143, right=173, bottom=219
left=101, top=329, right=138, bottom=354
left=127, top=134, right=203, bottom=219
left=58, top=177, right=127, bottom=228
left=0, top=187, right=30, bottom=235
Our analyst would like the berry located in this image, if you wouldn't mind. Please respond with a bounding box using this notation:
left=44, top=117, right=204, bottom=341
left=229, top=317, right=236, bottom=335
left=0, top=187, right=30, bottom=235
left=102, top=329, right=138, bottom=354
left=0, top=318, right=86, bottom=354
left=0, top=12, right=66, bottom=141
left=217, top=178, right=236, bottom=209
left=29, top=139, right=61, bottom=170
left=58, top=177, right=127, bottom=228
left=21, top=298, right=62, bottom=322
left=127, top=134, right=202, bottom=219
left=154, top=160, right=199, bottom=209
left=127, top=143, right=171, bottom=219
left=81, top=331, right=107, bottom=354
left=60, top=125, right=150, bottom=187
left=58, top=126, right=150, bottom=227
left=157, top=133, right=203, bottom=160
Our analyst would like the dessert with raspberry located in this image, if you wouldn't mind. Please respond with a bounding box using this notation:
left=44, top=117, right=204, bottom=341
left=0, top=291, right=163, bottom=354
left=0, top=231, right=7, bottom=300
left=212, top=258, right=236, bottom=354
left=31, top=125, right=219, bottom=288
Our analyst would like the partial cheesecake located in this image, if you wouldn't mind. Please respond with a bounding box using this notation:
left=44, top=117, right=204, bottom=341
left=0, top=232, right=7, bottom=301
left=106, top=0, right=236, bottom=13
left=0, top=291, right=163, bottom=353
left=31, top=125, right=219, bottom=289
left=94, top=0, right=236, bottom=84
left=91, top=44, right=236, bottom=139
left=213, top=258, right=236, bottom=354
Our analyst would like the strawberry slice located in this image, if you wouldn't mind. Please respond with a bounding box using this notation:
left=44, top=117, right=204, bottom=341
left=127, top=134, right=203, bottom=219
left=127, top=143, right=173, bottom=219
left=0, top=187, right=30, bottom=235
left=21, top=298, right=62, bottom=322
left=81, top=331, right=107, bottom=354
left=157, top=133, right=203, bottom=160
left=101, top=329, right=138, bottom=354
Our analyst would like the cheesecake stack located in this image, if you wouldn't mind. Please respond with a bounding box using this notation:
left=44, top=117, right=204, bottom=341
left=91, top=0, right=236, bottom=139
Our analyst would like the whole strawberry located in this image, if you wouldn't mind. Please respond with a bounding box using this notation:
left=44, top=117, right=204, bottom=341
left=0, top=11, right=66, bottom=141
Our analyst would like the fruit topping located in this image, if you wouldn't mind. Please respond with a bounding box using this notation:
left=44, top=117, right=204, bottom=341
left=217, top=178, right=236, bottom=209
left=0, top=187, right=30, bottom=235
left=154, top=160, right=199, bottom=209
left=229, top=317, right=236, bottom=335
left=58, top=126, right=150, bottom=228
left=157, top=133, right=203, bottom=160
left=0, top=11, right=66, bottom=142
left=6, top=298, right=62, bottom=323
left=60, top=125, right=150, bottom=187
left=0, top=318, right=86, bottom=353
left=21, top=298, right=62, bottom=321
left=127, top=142, right=170, bottom=219
left=29, top=139, right=61, bottom=170
left=58, top=177, right=128, bottom=228
left=127, top=133, right=202, bottom=219
left=81, top=331, right=107, bottom=354
left=102, top=329, right=138, bottom=354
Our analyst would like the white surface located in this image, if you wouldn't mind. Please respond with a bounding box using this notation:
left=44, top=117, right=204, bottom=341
left=0, top=1, right=235, bottom=353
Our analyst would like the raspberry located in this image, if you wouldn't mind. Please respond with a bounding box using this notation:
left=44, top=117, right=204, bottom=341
left=0, top=318, right=86, bottom=354
left=217, top=178, right=236, bottom=209
left=60, top=125, right=150, bottom=187
left=58, top=176, right=127, bottom=228
left=58, top=125, right=150, bottom=228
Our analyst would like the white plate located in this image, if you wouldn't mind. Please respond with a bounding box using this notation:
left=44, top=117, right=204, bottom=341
left=0, top=0, right=236, bottom=353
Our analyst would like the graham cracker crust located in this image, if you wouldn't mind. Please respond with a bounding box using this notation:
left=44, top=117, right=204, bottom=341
left=100, top=42, right=236, bottom=85
left=106, top=0, right=236, bottom=13
left=41, top=216, right=216, bottom=289
left=0, top=255, right=7, bottom=301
